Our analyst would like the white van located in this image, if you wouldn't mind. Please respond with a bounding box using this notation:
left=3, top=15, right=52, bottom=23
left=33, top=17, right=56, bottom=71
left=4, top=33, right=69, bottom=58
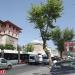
left=29, top=54, right=43, bottom=64
left=37, top=54, right=43, bottom=64
left=29, top=54, right=36, bottom=64
left=43, top=55, right=49, bottom=65
left=0, top=58, right=12, bottom=69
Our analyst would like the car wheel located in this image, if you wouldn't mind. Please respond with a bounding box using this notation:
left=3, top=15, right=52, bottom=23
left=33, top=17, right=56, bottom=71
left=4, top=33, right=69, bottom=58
left=8, top=65, right=12, bottom=69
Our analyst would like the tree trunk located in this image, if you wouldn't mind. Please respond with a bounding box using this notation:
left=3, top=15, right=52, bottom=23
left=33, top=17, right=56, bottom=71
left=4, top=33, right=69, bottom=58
left=43, top=40, right=46, bottom=49
left=43, top=40, right=52, bottom=66
left=60, top=51, right=63, bottom=58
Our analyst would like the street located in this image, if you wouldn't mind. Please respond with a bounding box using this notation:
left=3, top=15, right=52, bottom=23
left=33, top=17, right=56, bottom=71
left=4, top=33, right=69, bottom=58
left=5, top=64, right=50, bottom=75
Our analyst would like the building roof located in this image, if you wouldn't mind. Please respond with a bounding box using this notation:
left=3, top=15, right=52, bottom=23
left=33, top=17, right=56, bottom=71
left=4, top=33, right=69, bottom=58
left=0, top=20, right=22, bottom=32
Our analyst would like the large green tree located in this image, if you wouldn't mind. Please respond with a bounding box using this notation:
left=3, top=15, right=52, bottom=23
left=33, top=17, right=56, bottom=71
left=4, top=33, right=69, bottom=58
left=51, top=27, right=74, bottom=58
left=28, top=0, right=63, bottom=52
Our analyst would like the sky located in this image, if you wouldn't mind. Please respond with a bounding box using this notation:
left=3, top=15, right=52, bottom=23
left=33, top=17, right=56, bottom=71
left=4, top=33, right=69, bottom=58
left=0, top=0, right=75, bottom=48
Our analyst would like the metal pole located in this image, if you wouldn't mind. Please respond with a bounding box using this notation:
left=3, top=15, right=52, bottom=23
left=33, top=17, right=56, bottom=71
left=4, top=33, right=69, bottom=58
left=18, top=49, right=20, bottom=64
left=1, top=49, right=4, bottom=58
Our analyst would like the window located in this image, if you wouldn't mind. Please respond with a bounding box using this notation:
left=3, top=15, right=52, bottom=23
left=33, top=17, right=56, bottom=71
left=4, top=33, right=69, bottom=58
left=9, top=25, right=11, bottom=28
left=12, top=33, right=13, bottom=36
left=1, top=59, right=7, bottom=63
left=13, top=27, right=15, bottom=30
left=16, top=34, right=18, bottom=36
left=69, top=46, right=73, bottom=51
left=43, top=56, right=48, bottom=59
left=9, top=31, right=10, bottom=34
left=30, top=56, right=35, bottom=59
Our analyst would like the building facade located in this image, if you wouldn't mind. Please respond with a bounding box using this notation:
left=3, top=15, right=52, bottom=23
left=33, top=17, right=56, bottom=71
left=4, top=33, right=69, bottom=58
left=63, top=41, right=75, bottom=59
left=31, top=40, right=46, bottom=55
left=0, top=20, right=22, bottom=49
left=64, top=41, right=75, bottom=52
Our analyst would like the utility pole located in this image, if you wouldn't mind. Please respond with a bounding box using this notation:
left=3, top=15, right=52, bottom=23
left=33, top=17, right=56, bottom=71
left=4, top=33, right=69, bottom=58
left=18, top=49, right=20, bottom=64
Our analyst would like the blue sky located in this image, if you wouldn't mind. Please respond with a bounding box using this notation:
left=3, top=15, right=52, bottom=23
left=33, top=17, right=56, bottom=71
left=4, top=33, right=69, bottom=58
left=0, top=0, right=75, bottom=48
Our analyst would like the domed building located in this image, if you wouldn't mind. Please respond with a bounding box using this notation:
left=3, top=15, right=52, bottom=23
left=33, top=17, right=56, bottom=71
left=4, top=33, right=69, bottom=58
left=31, top=40, right=46, bottom=55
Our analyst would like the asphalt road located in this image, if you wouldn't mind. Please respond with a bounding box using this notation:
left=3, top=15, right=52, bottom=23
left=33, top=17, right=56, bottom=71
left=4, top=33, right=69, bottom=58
left=5, top=64, right=50, bottom=75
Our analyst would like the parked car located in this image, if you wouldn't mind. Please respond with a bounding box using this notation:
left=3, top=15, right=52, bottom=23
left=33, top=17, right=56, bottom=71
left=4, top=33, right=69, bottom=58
left=42, top=55, right=49, bottom=65
left=0, top=58, right=12, bottom=69
left=50, top=60, right=75, bottom=75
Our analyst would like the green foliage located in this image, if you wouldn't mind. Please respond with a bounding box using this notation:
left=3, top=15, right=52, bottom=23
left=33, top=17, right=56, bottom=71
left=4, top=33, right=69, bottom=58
left=63, top=28, right=74, bottom=41
left=46, top=0, right=63, bottom=20
left=24, top=43, right=34, bottom=52
left=0, top=45, right=5, bottom=50
left=0, top=44, right=15, bottom=50
left=4, top=44, right=15, bottom=50
left=28, top=0, right=63, bottom=49
left=51, top=27, right=74, bottom=57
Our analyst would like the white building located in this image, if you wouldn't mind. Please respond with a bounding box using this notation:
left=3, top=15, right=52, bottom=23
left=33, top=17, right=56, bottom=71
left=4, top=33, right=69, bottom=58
left=30, top=40, right=46, bottom=55
left=47, top=47, right=60, bottom=57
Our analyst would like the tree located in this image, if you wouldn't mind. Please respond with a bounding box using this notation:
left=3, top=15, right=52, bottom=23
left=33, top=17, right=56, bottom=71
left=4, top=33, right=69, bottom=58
left=24, top=43, right=34, bottom=52
left=51, top=27, right=74, bottom=58
left=28, top=0, right=63, bottom=50
left=28, top=0, right=63, bottom=63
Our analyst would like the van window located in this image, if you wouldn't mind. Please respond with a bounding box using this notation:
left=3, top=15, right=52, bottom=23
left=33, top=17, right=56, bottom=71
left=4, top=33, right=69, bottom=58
left=30, top=56, right=35, bottom=59
left=43, top=56, right=48, bottom=59
left=1, top=59, right=7, bottom=63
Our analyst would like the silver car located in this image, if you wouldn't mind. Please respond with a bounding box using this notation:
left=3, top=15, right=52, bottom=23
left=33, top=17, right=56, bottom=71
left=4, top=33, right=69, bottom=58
left=0, top=58, right=12, bottom=69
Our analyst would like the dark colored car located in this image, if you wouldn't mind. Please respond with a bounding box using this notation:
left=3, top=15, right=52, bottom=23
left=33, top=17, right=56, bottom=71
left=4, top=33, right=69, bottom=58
left=50, top=60, right=75, bottom=75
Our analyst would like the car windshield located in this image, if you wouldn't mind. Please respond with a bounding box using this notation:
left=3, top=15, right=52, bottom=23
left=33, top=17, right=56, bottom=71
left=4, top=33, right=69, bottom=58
left=30, top=56, right=35, bottom=59
left=43, top=56, right=48, bottom=59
